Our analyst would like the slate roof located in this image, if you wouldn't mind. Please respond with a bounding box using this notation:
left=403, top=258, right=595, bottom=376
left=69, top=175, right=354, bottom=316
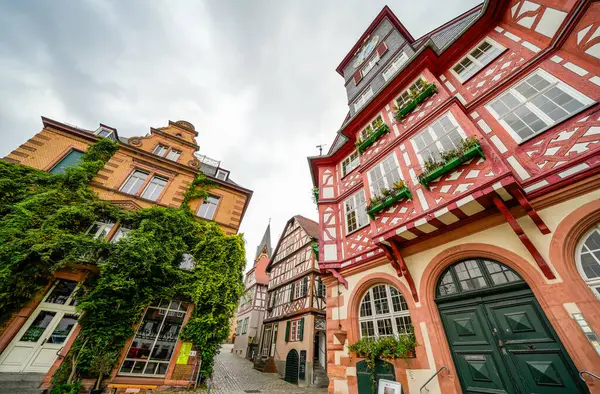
left=255, top=223, right=272, bottom=261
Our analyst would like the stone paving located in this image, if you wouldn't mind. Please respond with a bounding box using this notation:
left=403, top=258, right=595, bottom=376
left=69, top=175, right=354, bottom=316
left=187, top=344, right=327, bottom=394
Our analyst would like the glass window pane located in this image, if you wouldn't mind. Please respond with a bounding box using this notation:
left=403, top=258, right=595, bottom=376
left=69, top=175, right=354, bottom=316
left=20, top=311, right=56, bottom=342
left=438, top=270, right=457, bottom=296
left=47, top=313, right=78, bottom=344
left=395, top=315, right=413, bottom=335
left=377, top=318, right=394, bottom=336
left=50, top=150, right=85, bottom=174
left=121, top=171, right=148, bottom=195
left=360, top=292, right=372, bottom=317
left=372, top=285, right=390, bottom=315
left=45, top=280, right=77, bottom=304
left=581, top=253, right=600, bottom=279
left=197, top=195, right=219, bottom=220
left=389, top=287, right=408, bottom=312
left=455, top=260, right=488, bottom=291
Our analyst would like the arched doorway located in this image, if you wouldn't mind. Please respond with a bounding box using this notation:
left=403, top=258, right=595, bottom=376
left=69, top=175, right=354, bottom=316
left=284, top=349, right=299, bottom=384
left=436, top=258, right=588, bottom=393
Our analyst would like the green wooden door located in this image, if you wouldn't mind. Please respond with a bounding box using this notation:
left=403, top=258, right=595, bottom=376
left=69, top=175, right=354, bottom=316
left=284, top=349, right=299, bottom=384
left=356, top=359, right=395, bottom=394
left=436, top=259, right=588, bottom=394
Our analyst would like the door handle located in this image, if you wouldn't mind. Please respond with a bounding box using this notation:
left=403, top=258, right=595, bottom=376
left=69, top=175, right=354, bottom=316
left=497, top=339, right=504, bottom=348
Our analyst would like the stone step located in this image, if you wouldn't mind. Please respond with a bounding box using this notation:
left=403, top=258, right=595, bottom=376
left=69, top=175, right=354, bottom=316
left=0, top=373, right=44, bottom=394
left=0, top=373, right=45, bottom=382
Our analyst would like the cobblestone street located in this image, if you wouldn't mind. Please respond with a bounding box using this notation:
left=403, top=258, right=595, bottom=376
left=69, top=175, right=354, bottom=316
left=195, top=344, right=327, bottom=394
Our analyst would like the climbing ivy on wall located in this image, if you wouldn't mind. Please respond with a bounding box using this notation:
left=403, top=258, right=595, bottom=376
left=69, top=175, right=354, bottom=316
left=0, top=139, right=246, bottom=388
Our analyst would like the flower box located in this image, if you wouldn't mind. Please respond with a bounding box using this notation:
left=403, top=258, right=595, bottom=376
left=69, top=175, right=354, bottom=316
left=367, top=186, right=412, bottom=219
left=418, top=142, right=485, bottom=190
left=357, top=124, right=390, bottom=154
left=394, top=83, right=438, bottom=120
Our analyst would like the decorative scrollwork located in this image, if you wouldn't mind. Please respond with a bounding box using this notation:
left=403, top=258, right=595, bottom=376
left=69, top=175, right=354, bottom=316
left=129, top=137, right=142, bottom=146
left=188, top=159, right=201, bottom=169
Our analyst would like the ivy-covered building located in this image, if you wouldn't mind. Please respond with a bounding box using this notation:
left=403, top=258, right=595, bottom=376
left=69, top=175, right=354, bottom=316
left=0, top=118, right=252, bottom=392
left=232, top=224, right=272, bottom=359
left=255, top=215, right=328, bottom=388
left=308, top=1, right=600, bottom=393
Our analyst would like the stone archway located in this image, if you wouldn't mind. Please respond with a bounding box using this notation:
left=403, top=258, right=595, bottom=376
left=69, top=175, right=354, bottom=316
left=284, top=349, right=299, bottom=384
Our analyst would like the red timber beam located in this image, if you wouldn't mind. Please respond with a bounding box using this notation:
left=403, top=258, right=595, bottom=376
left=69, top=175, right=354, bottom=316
left=327, top=268, right=348, bottom=289
left=388, top=241, right=419, bottom=303
left=492, top=194, right=556, bottom=280
left=512, top=188, right=551, bottom=235
left=381, top=244, right=403, bottom=278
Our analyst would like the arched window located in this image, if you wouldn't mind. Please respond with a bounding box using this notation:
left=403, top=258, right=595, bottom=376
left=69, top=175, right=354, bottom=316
left=358, top=284, right=412, bottom=338
left=576, top=224, right=600, bottom=299
left=436, top=258, right=523, bottom=298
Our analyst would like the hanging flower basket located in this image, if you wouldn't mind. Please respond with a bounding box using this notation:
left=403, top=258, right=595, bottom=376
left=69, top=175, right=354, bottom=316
left=418, top=137, right=485, bottom=190
left=356, top=124, right=390, bottom=155
left=367, top=182, right=412, bottom=219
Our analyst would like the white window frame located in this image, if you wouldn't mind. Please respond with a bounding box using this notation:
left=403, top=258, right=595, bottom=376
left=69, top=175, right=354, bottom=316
left=197, top=195, right=220, bottom=220
left=358, top=284, right=412, bottom=339
left=354, top=86, right=374, bottom=112
left=450, top=37, right=505, bottom=82
left=486, top=68, right=594, bottom=144
left=111, top=227, right=130, bottom=243
left=359, top=114, right=385, bottom=140
left=367, top=153, right=402, bottom=197
left=383, top=51, right=409, bottom=81
left=576, top=224, right=600, bottom=300
left=290, top=319, right=301, bottom=342
left=141, top=175, right=168, bottom=201
left=394, top=75, right=428, bottom=109
left=95, top=127, right=114, bottom=139
left=216, top=169, right=229, bottom=181
left=343, top=190, right=369, bottom=235
left=87, top=221, right=115, bottom=240
left=361, top=53, right=380, bottom=78
left=153, top=144, right=169, bottom=157
left=120, top=170, right=149, bottom=195
left=341, top=151, right=360, bottom=178
left=242, top=317, right=249, bottom=334
left=410, top=112, right=467, bottom=166
left=166, top=149, right=181, bottom=162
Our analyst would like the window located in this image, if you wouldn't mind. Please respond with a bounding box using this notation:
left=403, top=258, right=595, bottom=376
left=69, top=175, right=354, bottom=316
left=87, top=221, right=115, bottom=240
left=141, top=176, right=168, bottom=201
left=383, top=52, right=409, bottom=81
left=242, top=317, right=249, bottom=334
left=354, top=87, right=374, bottom=112
left=166, top=149, right=181, bottom=162
left=360, top=115, right=385, bottom=140
left=294, top=277, right=308, bottom=299
left=576, top=224, right=600, bottom=299
left=119, top=300, right=188, bottom=377
left=179, top=253, right=196, bottom=270
left=487, top=69, right=593, bottom=143
left=341, top=151, right=360, bottom=177
left=216, top=169, right=229, bottom=181
left=344, top=190, right=369, bottom=234
left=395, top=78, right=428, bottom=108
left=197, top=195, right=220, bottom=220
left=153, top=144, right=169, bottom=157
left=359, top=285, right=412, bottom=339
left=451, top=38, right=504, bottom=82
left=45, top=279, right=78, bottom=305
left=436, top=259, right=522, bottom=297
left=361, top=53, right=380, bottom=77
left=290, top=319, right=302, bottom=341
left=316, top=278, right=326, bottom=298
left=410, top=113, right=466, bottom=164
left=95, top=127, right=114, bottom=138
left=50, top=149, right=85, bottom=174
left=121, top=170, right=149, bottom=195
left=235, top=320, right=241, bottom=335
left=111, top=227, right=130, bottom=243
left=367, top=153, right=402, bottom=197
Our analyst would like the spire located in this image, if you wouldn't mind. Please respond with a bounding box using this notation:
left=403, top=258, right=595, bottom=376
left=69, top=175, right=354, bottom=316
left=255, top=222, right=272, bottom=261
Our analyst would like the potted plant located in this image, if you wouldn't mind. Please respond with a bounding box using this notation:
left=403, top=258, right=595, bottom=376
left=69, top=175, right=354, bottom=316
left=89, top=349, right=118, bottom=394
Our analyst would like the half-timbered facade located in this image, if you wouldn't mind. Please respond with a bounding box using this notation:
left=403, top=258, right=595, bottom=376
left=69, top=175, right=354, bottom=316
left=308, top=1, right=600, bottom=393
left=256, top=216, right=327, bottom=387
left=233, top=224, right=271, bottom=359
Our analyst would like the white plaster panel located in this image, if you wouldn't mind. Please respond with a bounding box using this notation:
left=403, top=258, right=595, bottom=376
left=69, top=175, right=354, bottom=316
left=477, top=119, right=492, bottom=134
left=322, top=187, right=334, bottom=198
left=563, top=62, right=588, bottom=76
left=507, top=156, right=531, bottom=180
left=324, top=244, right=337, bottom=261
left=522, top=41, right=541, bottom=53
left=535, top=8, right=567, bottom=38
left=416, top=188, right=429, bottom=211
left=444, top=81, right=456, bottom=93
left=490, top=135, right=508, bottom=153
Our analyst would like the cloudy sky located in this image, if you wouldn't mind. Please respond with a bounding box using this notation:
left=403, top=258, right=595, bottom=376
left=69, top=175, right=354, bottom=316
left=0, top=0, right=480, bottom=269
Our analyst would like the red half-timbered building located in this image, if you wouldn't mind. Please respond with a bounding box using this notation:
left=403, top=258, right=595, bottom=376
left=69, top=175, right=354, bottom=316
left=256, top=216, right=328, bottom=388
left=308, top=1, right=600, bottom=393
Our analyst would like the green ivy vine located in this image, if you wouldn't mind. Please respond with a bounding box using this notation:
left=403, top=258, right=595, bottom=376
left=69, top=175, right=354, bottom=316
left=348, top=332, right=418, bottom=392
left=0, top=138, right=245, bottom=391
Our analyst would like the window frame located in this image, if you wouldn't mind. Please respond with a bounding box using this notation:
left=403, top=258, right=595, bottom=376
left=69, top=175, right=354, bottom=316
left=359, top=114, right=385, bottom=141
left=165, top=149, right=182, bottom=162
left=366, top=153, right=402, bottom=197
left=196, top=195, right=220, bottom=220
left=152, top=144, right=169, bottom=157
left=290, top=319, right=301, bottom=342
left=409, top=112, right=467, bottom=166
left=361, top=52, right=381, bottom=78
left=450, top=37, right=505, bottom=83
left=120, top=170, right=150, bottom=196
left=140, top=175, right=169, bottom=202
left=576, top=224, right=600, bottom=300
left=383, top=51, right=409, bottom=81
left=343, top=189, right=369, bottom=235
left=394, top=76, right=428, bottom=109
left=95, top=127, right=114, bottom=139
left=354, top=86, right=374, bottom=112
left=49, top=149, right=85, bottom=174
left=341, top=151, right=360, bottom=178
left=358, top=284, right=412, bottom=339
left=86, top=221, right=115, bottom=240
left=486, top=68, right=594, bottom=144
left=242, top=317, right=249, bottom=334
left=216, top=169, right=229, bottom=181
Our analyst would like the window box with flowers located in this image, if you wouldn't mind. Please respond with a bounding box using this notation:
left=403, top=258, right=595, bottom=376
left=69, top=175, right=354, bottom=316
left=355, top=118, right=390, bottom=155
left=418, top=137, right=484, bottom=190
left=366, top=180, right=412, bottom=219
left=393, top=81, right=438, bottom=121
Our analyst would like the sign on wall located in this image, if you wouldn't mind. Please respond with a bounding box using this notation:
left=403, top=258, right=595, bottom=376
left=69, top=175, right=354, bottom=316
left=378, top=379, right=403, bottom=394
left=176, top=342, right=193, bottom=365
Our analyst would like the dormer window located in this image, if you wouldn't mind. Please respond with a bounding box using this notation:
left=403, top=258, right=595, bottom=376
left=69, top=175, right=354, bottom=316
left=153, top=144, right=169, bottom=157
left=216, top=169, right=229, bottom=181
left=95, top=127, right=114, bottom=139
